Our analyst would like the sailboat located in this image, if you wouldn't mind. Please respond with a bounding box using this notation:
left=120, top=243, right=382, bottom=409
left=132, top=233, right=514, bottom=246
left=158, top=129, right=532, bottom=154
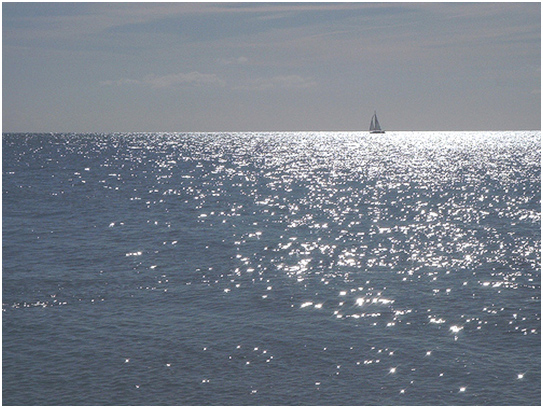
left=369, top=111, right=385, bottom=134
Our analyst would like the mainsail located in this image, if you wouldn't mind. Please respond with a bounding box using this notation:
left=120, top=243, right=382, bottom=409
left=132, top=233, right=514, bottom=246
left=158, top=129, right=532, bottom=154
left=369, top=111, right=384, bottom=133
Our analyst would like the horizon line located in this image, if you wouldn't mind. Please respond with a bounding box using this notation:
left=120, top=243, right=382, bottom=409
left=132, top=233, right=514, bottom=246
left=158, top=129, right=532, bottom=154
left=2, top=129, right=541, bottom=134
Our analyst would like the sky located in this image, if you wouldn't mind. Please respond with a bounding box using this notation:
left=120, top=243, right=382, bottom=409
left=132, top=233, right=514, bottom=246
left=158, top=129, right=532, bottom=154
left=2, top=2, right=541, bottom=132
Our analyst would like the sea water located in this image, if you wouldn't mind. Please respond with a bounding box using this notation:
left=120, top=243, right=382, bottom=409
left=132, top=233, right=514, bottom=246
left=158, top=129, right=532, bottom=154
left=2, top=131, right=540, bottom=405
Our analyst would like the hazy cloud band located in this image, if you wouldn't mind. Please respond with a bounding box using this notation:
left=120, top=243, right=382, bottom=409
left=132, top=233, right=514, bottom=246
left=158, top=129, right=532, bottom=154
left=100, top=72, right=226, bottom=88
left=101, top=72, right=317, bottom=91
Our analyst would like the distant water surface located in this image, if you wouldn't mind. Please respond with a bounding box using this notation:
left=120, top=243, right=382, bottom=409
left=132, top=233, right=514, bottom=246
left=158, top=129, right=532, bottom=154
left=3, top=131, right=540, bottom=405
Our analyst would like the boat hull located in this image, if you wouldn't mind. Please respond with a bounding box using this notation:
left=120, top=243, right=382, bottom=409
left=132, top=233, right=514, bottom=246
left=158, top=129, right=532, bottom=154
left=369, top=130, right=385, bottom=134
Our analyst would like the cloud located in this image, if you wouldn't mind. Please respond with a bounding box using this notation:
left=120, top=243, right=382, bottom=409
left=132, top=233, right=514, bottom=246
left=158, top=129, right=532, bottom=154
left=218, top=56, right=249, bottom=65
left=236, top=75, right=317, bottom=91
left=101, top=71, right=316, bottom=92
left=101, top=71, right=226, bottom=88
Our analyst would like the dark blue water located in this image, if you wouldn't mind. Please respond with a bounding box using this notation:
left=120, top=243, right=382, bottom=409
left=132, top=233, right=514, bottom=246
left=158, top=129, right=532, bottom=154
left=3, top=131, right=540, bottom=405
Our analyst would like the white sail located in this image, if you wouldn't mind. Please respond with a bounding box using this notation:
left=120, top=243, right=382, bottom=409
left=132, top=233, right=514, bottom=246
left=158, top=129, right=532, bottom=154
left=369, top=111, right=384, bottom=133
left=373, top=115, right=381, bottom=130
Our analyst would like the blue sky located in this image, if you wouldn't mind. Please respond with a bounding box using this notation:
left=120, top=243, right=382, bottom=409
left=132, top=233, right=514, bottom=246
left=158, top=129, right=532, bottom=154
left=3, top=2, right=540, bottom=132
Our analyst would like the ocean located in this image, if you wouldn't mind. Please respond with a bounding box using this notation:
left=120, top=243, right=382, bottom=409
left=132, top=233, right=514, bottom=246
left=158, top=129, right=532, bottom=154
left=2, top=131, right=540, bottom=405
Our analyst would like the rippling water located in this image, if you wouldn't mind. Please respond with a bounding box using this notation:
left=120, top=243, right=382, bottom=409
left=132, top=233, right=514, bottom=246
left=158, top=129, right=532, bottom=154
left=3, top=131, right=540, bottom=405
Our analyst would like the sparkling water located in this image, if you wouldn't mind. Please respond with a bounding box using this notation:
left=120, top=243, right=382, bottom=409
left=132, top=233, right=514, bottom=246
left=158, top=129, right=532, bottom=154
left=3, top=131, right=540, bottom=405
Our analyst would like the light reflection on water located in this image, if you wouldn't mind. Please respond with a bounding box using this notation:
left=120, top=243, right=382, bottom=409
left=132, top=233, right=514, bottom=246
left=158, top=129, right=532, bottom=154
left=2, top=131, right=540, bottom=405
